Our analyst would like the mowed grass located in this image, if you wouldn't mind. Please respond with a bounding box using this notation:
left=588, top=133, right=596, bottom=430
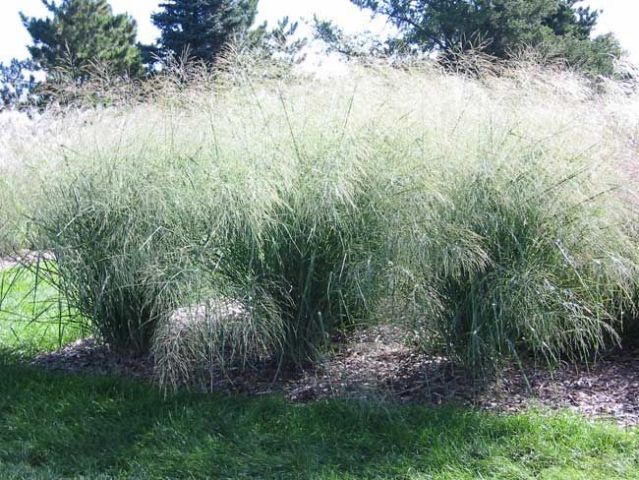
left=0, top=267, right=85, bottom=353
left=0, top=269, right=638, bottom=479
left=1, top=360, right=639, bottom=480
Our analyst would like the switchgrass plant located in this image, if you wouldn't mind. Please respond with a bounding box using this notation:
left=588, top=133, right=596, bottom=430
left=30, top=151, right=215, bottom=353
left=27, top=61, right=392, bottom=366
left=151, top=86, right=392, bottom=390
left=5, top=55, right=639, bottom=385
left=0, top=180, right=16, bottom=256
left=399, top=152, right=639, bottom=372
left=0, top=111, right=40, bottom=256
left=152, top=155, right=390, bottom=390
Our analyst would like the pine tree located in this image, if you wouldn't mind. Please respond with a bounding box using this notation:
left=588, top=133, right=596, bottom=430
left=21, top=0, right=142, bottom=81
left=349, top=0, right=622, bottom=76
left=152, top=0, right=259, bottom=63
left=0, top=60, right=37, bottom=110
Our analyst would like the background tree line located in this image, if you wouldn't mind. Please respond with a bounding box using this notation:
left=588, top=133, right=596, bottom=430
left=0, top=0, right=629, bottom=110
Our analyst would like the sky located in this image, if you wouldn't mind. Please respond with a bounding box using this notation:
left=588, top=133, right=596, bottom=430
left=1, top=0, right=638, bottom=64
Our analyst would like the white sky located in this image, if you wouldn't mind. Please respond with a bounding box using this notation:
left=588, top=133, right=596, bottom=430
left=1, top=0, right=638, bottom=64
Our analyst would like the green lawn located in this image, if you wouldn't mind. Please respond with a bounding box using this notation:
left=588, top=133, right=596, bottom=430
left=1, top=360, right=639, bottom=479
left=0, top=267, right=86, bottom=353
left=1, top=268, right=638, bottom=479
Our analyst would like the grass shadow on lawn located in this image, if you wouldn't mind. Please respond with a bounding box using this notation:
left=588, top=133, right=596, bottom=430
left=1, top=357, right=638, bottom=479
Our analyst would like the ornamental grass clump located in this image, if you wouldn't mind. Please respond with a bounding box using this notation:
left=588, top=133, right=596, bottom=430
left=401, top=152, right=639, bottom=372
left=31, top=153, right=211, bottom=354
left=212, top=156, right=386, bottom=367
left=153, top=166, right=387, bottom=390
left=152, top=93, right=391, bottom=389
left=0, top=181, right=17, bottom=256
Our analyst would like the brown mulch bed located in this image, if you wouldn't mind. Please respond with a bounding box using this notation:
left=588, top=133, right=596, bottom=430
left=288, top=326, right=639, bottom=427
left=29, top=325, right=639, bottom=427
left=31, top=338, right=155, bottom=380
left=478, top=351, right=639, bottom=427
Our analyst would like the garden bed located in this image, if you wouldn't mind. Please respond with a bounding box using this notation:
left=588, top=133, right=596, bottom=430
left=30, top=325, right=639, bottom=427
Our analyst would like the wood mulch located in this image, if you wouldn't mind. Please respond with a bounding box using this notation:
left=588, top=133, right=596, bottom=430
left=28, top=325, right=639, bottom=427
left=31, top=338, right=155, bottom=380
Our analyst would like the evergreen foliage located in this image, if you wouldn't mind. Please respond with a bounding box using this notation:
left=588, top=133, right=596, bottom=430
left=21, top=0, right=142, bottom=81
left=349, top=0, right=623, bottom=76
left=0, top=60, right=37, bottom=109
left=152, top=0, right=259, bottom=63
